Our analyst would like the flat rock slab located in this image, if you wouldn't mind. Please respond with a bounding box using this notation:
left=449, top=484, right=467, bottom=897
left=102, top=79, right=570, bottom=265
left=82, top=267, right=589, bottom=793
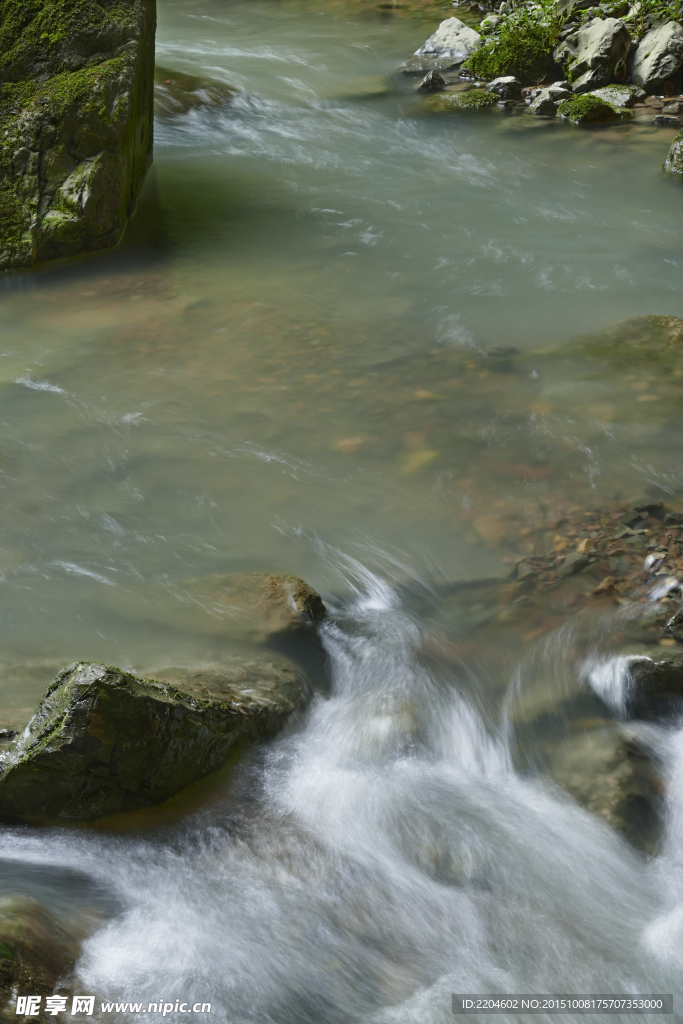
left=0, top=657, right=305, bottom=823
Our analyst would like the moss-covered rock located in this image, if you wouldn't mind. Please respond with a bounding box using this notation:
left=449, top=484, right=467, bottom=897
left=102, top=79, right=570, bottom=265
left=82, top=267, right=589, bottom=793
left=462, top=25, right=555, bottom=84
left=425, top=88, right=498, bottom=112
left=557, top=92, right=619, bottom=123
left=665, top=126, right=683, bottom=174
left=0, top=0, right=155, bottom=271
left=0, top=656, right=305, bottom=822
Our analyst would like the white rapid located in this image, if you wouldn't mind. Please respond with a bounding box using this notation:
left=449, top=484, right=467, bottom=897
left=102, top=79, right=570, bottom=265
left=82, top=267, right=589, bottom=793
left=0, top=565, right=681, bottom=1023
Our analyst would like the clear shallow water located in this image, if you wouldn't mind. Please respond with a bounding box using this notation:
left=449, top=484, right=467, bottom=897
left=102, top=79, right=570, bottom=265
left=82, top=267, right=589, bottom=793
left=3, top=0, right=683, bottom=1018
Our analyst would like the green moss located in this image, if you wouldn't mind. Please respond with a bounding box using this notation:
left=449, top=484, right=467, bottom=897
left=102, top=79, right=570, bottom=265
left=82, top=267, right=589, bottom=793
left=426, top=88, right=498, bottom=111
left=463, top=24, right=553, bottom=82
left=0, top=0, right=136, bottom=81
left=557, top=93, right=619, bottom=123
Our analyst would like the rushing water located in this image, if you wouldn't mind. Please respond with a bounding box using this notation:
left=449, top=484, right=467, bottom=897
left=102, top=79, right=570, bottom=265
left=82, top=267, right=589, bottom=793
left=3, top=0, right=683, bottom=1019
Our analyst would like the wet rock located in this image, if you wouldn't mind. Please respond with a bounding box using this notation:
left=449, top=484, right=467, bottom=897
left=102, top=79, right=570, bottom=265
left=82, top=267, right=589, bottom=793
left=664, top=511, right=683, bottom=526
left=588, top=83, right=644, bottom=106
left=629, top=22, right=683, bottom=94
left=554, top=18, right=631, bottom=93
left=487, top=76, right=522, bottom=99
left=154, top=65, right=236, bottom=117
left=0, top=657, right=305, bottom=822
left=622, top=648, right=683, bottom=716
left=414, top=18, right=481, bottom=64
left=0, top=0, right=155, bottom=271
left=665, top=128, right=683, bottom=172
left=108, top=572, right=325, bottom=645
left=558, top=93, right=619, bottom=122
left=528, top=84, right=571, bottom=115
left=655, top=113, right=682, bottom=126
left=0, top=896, right=78, bottom=1004
left=416, top=71, right=446, bottom=92
left=546, top=724, right=663, bottom=852
left=558, top=552, right=591, bottom=577
left=426, top=88, right=497, bottom=112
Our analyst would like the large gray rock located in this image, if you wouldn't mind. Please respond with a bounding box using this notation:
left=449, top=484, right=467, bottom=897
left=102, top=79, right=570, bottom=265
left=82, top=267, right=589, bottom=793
left=546, top=723, right=662, bottom=852
left=528, top=84, right=571, bottom=114
left=0, top=0, right=155, bottom=271
left=414, top=18, right=481, bottom=64
left=629, top=21, right=683, bottom=93
left=0, top=658, right=306, bottom=822
left=554, top=18, right=631, bottom=92
left=588, top=84, right=644, bottom=107
left=487, top=76, right=522, bottom=99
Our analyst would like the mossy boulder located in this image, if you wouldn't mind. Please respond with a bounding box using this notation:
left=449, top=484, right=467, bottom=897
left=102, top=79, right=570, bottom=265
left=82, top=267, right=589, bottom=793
left=557, top=93, right=619, bottom=123
left=462, top=26, right=555, bottom=84
left=0, top=657, right=305, bottom=822
left=0, top=0, right=155, bottom=271
left=0, top=896, right=78, bottom=1011
left=426, top=88, right=498, bottom=112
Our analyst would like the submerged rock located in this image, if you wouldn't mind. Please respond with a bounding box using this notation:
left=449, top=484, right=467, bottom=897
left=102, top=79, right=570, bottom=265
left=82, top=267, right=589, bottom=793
left=414, top=18, right=481, bottom=64
left=0, top=896, right=78, bottom=1004
left=629, top=22, right=683, bottom=94
left=426, top=88, right=497, bottom=112
left=0, top=0, right=155, bottom=271
left=546, top=723, right=663, bottom=852
left=154, top=65, right=236, bottom=117
left=0, top=657, right=305, bottom=822
left=554, top=18, right=631, bottom=93
left=108, top=572, right=326, bottom=645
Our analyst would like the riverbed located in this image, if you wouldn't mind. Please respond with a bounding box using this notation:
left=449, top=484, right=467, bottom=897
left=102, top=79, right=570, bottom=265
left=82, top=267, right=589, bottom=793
left=2, top=0, right=683, bottom=1019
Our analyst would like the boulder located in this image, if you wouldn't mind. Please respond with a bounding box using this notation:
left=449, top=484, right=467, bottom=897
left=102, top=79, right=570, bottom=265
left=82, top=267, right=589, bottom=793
left=655, top=113, right=683, bottom=126
left=528, top=84, right=571, bottom=114
left=629, top=21, right=683, bottom=94
left=546, top=724, right=663, bottom=852
left=588, top=84, right=644, bottom=106
left=0, top=0, right=155, bottom=271
left=486, top=76, right=522, bottom=99
left=154, top=65, right=235, bottom=117
left=0, top=657, right=305, bottom=822
left=557, top=93, right=620, bottom=123
left=554, top=18, right=631, bottom=92
left=414, top=18, right=481, bottom=64
left=0, top=896, right=78, bottom=1004
left=107, top=572, right=326, bottom=645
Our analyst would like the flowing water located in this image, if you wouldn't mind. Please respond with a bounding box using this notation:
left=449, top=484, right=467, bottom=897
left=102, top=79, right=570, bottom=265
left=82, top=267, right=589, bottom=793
left=3, top=0, right=683, bottom=1018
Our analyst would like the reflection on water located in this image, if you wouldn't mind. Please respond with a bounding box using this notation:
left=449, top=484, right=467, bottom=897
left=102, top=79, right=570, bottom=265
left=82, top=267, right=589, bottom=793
left=2, top=0, right=683, bottom=1018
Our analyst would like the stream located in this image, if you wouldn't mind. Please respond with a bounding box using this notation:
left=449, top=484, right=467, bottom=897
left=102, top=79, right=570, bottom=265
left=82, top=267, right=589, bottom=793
left=2, top=0, right=683, bottom=1019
